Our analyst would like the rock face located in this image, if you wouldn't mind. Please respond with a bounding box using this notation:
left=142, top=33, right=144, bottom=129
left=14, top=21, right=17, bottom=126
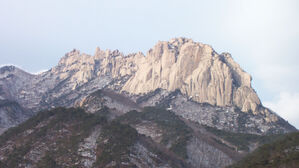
left=0, top=37, right=296, bottom=135
left=122, top=38, right=260, bottom=114
left=55, top=48, right=143, bottom=87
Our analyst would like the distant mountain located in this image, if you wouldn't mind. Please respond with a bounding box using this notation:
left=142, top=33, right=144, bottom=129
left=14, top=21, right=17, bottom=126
left=229, top=132, right=299, bottom=168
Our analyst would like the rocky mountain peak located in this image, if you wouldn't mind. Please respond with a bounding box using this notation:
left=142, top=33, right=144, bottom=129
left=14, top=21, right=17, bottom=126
left=0, top=65, right=16, bottom=74
left=0, top=65, right=26, bottom=74
left=58, top=49, right=82, bottom=65
left=65, top=48, right=80, bottom=57
left=122, top=38, right=261, bottom=114
left=147, top=38, right=215, bottom=64
left=0, top=65, right=33, bottom=79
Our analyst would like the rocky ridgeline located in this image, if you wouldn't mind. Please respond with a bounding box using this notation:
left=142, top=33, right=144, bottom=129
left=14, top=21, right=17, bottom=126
left=0, top=38, right=296, bottom=134
left=46, top=38, right=263, bottom=115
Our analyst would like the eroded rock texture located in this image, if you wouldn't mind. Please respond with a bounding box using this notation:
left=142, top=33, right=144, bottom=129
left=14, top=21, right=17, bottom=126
left=122, top=38, right=260, bottom=114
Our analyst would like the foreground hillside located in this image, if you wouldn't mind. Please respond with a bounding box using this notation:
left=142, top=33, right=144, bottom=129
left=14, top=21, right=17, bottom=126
left=228, top=132, right=299, bottom=168
left=0, top=107, right=191, bottom=168
left=0, top=106, right=294, bottom=168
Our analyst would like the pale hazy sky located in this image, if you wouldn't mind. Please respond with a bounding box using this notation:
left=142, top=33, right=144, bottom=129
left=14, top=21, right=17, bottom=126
left=0, top=0, right=298, bottom=128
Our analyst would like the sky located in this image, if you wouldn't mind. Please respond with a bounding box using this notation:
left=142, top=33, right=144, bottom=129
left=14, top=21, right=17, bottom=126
left=0, top=0, right=298, bottom=128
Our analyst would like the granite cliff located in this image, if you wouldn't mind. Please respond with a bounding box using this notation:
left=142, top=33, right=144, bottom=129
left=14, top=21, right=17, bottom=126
left=122, top=38, right=261, bottom=114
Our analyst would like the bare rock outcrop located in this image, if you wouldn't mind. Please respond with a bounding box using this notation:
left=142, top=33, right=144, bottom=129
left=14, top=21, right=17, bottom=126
left=55, top=48, right=144, bottom=87
left=122, top=38, right=261, bottom=114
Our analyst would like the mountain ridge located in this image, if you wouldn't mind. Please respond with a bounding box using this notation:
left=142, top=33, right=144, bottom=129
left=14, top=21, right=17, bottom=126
left=0, top=38, right=262, bottom=113
left=0, top=37, right=296, bottom=135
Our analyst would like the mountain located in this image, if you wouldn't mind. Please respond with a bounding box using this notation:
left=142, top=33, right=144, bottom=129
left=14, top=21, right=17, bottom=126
left=0, top=37, right=297, bottom=167
left=0, top=38, right=263, bottom=114
left=0, top=37, right=294, bottom=135
left=229, top=132, right=299, bottom=168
